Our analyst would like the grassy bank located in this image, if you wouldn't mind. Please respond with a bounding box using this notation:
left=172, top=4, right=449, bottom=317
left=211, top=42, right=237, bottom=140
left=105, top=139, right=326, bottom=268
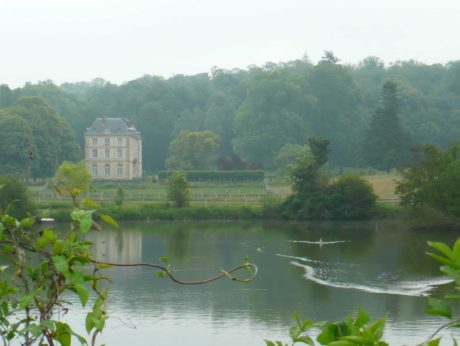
left=33, top=173, right=402, bottom=222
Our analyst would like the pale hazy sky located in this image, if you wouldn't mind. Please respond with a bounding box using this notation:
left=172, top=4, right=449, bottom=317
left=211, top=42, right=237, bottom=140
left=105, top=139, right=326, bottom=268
left=1, top=0, right=459, bottom=87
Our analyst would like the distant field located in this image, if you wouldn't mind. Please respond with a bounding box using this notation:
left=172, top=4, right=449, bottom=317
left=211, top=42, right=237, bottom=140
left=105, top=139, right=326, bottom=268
left=29, top=174, right=400, bottom=207
left=363, top=174, right=400, bottom=202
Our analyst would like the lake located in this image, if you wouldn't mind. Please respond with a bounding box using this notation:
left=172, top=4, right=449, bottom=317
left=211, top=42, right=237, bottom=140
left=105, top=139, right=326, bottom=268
left=67, top=220, right=459, bottom=345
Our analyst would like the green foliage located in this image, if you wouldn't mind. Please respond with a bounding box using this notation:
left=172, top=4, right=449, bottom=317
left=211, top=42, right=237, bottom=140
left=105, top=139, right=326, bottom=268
left=329, top=176, right=377, bottom=219
left=159, top=170, right=264, bottom=182
left=0, top=114, right=35, bottom=176
left=54, top=161, right=93, bottom=196
left=0, top=176, right=34, bottom=219
left=165, top=130, right=221, bottom=170
left=362, top=82, right=412, bottom=171
left=233, top=68, right=314, bottom=169
left=396, top=144, right=460, bottom=223
left=166, top=171, right=190, bottom=208
left=282, top=138, right=376, bottom=220
left=3, top=97, right=80, bottom=178
left=115, top=186, right=124, bottom=207
left=0, top=190, right=108, bottom=346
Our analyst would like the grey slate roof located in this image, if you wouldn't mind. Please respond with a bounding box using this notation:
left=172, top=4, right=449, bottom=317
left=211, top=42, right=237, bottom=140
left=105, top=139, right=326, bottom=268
left=85, top=117, right=141, bottom=138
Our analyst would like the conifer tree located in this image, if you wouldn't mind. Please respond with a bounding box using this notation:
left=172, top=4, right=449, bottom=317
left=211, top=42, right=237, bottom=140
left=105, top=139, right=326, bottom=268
left=362, top=82, right=411, bottom=171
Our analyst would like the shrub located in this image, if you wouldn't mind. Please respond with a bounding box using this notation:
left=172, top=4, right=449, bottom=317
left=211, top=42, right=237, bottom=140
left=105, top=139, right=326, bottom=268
left=0, top=175, right=34, bottom=218
left=329, top=175, right=377, bottom=219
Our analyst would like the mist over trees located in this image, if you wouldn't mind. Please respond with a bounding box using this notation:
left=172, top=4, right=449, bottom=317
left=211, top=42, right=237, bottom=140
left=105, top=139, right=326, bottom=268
left=2, top=56, right=460, bottom=174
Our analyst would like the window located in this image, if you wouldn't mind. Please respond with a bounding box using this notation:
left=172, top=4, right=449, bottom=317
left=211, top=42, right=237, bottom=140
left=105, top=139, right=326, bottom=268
left=92, top=164, right=98, bottom=177
left=105, top=138, right=110, bottom=146
left=105, top=149, right=110, bottom=158
left=117, top=148, right=122, bottom=158
left=117, top=164, right=123, bottom=177
left=92, top=137, right=97, bottom=145
left=117, top=138, right=123, bottom=145
left=104, top=164, right=110, bottom=177
left=92, top=149, right=97, bottom=158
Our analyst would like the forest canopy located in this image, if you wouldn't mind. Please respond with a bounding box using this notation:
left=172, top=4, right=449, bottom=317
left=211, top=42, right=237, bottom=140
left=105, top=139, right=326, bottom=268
left=1, top=57, right=460, bottom=175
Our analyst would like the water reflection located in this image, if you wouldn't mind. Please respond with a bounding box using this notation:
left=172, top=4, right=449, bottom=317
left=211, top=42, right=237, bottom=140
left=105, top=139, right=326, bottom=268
left=74, top=221, right=460, bottom=345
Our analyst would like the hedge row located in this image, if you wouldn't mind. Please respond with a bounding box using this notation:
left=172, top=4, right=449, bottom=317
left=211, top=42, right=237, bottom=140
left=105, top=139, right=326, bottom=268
left=158, top=170, right=264, bottom=182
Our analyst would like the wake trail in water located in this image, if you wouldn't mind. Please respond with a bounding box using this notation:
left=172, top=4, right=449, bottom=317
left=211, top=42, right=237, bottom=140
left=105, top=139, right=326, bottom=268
left=290, top=261, right=452, bottom=297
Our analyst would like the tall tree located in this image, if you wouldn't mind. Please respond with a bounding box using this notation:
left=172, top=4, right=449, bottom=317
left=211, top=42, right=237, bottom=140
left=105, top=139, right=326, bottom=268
left=362, top=82, right=411, bottom=170
left=4, top=97, right=80, bottom=178
left=165, top=131, right=220, bottom=170
left=0, top=114, right=35, bottom=177
left=233, top=68, right=314, bottom=169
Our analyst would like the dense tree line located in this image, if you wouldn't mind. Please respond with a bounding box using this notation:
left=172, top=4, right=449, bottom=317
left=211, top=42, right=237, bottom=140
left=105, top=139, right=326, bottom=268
left=2, top=57, right=460, bottom=174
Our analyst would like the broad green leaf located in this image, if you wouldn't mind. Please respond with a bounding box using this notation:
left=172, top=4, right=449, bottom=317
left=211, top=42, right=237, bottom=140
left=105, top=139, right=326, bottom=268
left=71, top=209, right=94, bottom=234
left=20, top=217, right=35, bottom=228
left=355, top=307, right=370, bottom=328
left=452, top=239, right=460, bottom=261
left=83, top=198, right=99, bottom=208
left=53, top=255, right=70, bottom=277
left=368, top=317, right=386, bottom=339
left=27, top=324, right=42, bottom=337
left=425, top=297, right=452, bottom=319
left=86, top=312, right=95, bottom=334
left=289, top=326, right=301, bottom=340
left=73, top=282, right=90, bottom=306
left=317, top=323, right=338, bottom=344
left=53, top=240, right=64, bottom=255
left=264, top=341, right=277, bottom=346
left=439, top=265, right=460, bottom=284
left=340, top=335, right=374, bottom=344
left=425, top=337, right=441, bottom=346
left=327, top=341, right=355, bottom=346
left=428, top=241, right=453, bottom=259
left=54, top=322, right=71, bottom=346
left=295, top=335, right=315, bottom=346
left=100, top=214, right=119, bottom=229
left=426, top=252, right=454, bottom=266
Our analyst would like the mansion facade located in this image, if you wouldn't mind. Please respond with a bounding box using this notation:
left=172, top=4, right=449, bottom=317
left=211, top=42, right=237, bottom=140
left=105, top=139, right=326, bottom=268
left=85, top=117, right=142, bottom=180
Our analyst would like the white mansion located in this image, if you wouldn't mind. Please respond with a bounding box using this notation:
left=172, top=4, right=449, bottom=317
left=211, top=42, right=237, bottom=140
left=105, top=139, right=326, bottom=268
left=85, top=117, right=142, bottom=180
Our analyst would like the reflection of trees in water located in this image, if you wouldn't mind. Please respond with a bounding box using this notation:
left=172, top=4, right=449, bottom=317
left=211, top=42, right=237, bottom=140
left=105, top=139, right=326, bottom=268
left=85, top=230, right=142, bottom=263
left=93, top=221, right=438, bottom=333
left=166, top=227, right=190, bottom=262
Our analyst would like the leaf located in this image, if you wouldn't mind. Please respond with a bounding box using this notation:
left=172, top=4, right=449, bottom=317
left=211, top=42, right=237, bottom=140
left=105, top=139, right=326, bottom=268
left=317, top=323, right=338, bottom=344
left=20, top=217, right=35, bottom=228
left=53, top=255, right=70, bottom=277
left=83, top=198, right=99, bottom=208
left=54, top=322, right=72, bottom=346
left=295, top=336, right=315, bottom=345
left=355, top=307, right=370, bottom=328
left=0, top=265, right=8, bottom=272
left=327, top=341, right=355, bottom=346
left=289, top=326, right=301, bottom=340
left=100, top=214, right=119, bottom=229
left=340, top=335, right=374, bottom=344
left=428, top=241, right=453, bottom=259
left=426, top=252, right=455, bottom=266
left=367, top=317, right=386, bottom=340
left=86, top=312, right=95, bottom=334
left=425, top=297, right=452, bottom=319
left=71, top=209, right=94, bottom=234
left=73, top=282, right=90, bottom=306
left=425, top=337, right=441, bottom=346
